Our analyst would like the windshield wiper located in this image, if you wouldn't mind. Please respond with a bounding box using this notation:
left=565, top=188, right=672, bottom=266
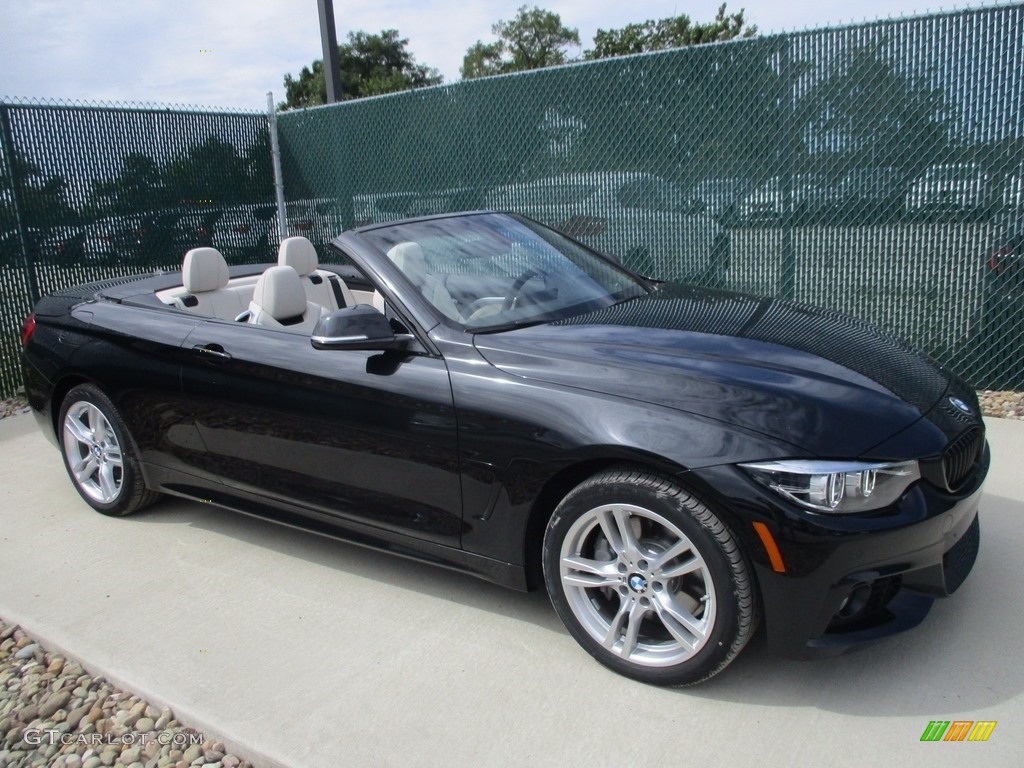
left=471, top=318, right=550, bottom=334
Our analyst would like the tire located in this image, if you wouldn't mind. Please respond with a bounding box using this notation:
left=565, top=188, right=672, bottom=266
left=58, top=384, right=160, bottom=516
left=542, top=468, right=758, bottom=686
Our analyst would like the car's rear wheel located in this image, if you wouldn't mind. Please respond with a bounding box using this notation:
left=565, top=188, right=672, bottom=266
left=543, top=468, right=758, bottom=686
left=59, top=384, right=159, bottom=516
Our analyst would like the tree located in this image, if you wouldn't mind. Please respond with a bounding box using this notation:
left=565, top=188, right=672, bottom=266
left=586, top=4, right=756, bottom=59
left=0, top=147, right=78, bottom=227
left=795, top=41, right=950, bottom=174
left=91, top=153, right=166, bottom=214
left=91, top=136, right=271, bottom=214
left=282, top=30, right=442, bottom=109
left=461, top=5, right=580, bottom=79
left=163, top=136, right=260, bottom=206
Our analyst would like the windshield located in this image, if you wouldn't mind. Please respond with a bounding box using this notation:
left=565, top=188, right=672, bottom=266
left=359, top=212, right=650, bottom=331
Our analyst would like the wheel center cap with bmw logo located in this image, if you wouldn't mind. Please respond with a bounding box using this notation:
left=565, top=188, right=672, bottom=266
left=628, top=574, right=649, bottom=593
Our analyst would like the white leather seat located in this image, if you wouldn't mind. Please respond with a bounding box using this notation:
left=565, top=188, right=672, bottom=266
left=180, top=247, right=246, bottom=319
left=278, top=236, right=354, bottom=311
left=386, top=242, right=461, bottom=320
left=247, top=265, right=326, bottom=333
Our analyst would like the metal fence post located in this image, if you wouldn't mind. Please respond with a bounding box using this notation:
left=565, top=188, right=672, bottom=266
left=779, top=39, right=796, bottom=302
left=0, top=104, right=40, bottom=306
left=267, top=92, right=288, bottom=242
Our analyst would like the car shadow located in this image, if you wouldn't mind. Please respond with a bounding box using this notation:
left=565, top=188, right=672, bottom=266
left=690, top=491, right=1024, bottom=715
left=124, top=495, right=565, bottom=634
left=124, top=491, right=1023, bottom=715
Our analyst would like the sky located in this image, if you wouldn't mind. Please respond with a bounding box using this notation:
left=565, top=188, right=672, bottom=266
left=0, top=0, right=990, bottom=110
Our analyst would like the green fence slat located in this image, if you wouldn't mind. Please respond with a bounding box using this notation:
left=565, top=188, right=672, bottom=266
left=275, top=4, right=1024, bottom=391
left=1, top=5, right=1023, bottom=398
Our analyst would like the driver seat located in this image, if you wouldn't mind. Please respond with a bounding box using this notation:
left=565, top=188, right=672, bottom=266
left=278, top=236, right=355, bottom=310
left=247, top=265, right=327, bottom=333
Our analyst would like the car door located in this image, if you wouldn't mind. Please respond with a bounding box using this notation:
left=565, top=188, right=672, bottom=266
left=179, top=317, right=463, bottom=547
left=72, top=300, right=209, bottom=475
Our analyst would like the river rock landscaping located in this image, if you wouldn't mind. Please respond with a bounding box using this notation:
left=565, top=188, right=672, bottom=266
left=0, top=620, right=255, bottom=768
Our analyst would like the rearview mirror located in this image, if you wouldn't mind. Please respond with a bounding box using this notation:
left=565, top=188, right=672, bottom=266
left=311, top=305, right=398, bottom=350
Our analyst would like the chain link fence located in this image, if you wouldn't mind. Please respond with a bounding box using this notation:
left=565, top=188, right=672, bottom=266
left=1, top=5, right=1022, bottom=397
left=278, top=4, right=1024, bottom=390
left=0, top=99, right=274, bottom=395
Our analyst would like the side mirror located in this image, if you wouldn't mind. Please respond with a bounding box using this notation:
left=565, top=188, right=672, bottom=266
left=311, top=305, right=398, bottom=350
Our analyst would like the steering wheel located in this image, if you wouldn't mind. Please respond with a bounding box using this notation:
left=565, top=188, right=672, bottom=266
left=502, top=268, right=545, bottom=311
left=463, top=296, right=504, bottom=322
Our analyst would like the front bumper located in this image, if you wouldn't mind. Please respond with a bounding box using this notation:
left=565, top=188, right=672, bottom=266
left=691, top=443, right=988, bottom=659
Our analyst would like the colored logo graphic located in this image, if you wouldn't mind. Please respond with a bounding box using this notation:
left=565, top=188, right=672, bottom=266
left=949, top=396, right=973, bottom=415
left=920, top=720, right=996, bottom=742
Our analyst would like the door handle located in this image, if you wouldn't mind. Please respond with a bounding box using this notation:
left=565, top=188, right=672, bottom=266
left=191, top=343, right=232, bottom=362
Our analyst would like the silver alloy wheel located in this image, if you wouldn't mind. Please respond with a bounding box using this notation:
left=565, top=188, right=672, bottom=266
left=559, top=503, right=717, bottom=667
left=62, top=401, right=124, bottom=504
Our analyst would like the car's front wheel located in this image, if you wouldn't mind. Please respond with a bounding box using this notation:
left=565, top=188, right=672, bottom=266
left=59, top=384, right=159, bottom=516
left=543, top=468, right=758, bottom=686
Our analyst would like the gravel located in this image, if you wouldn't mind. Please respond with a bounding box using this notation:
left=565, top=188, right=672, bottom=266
left=977, top=390, right=1024, bottom=420
left=0, top=619, right=255, bottom=768
left=1, top=396, right=31, bottom=421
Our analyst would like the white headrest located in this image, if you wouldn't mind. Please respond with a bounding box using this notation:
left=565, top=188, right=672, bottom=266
left=182, top=248, right=228, bottom=293
left=387, top=242, right=426, bottom=285
left=278, top=236, right=319, bottom=277
left=252, top=266, right=309, bottom=321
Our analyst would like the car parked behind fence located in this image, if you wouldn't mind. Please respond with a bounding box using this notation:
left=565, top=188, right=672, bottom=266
left=831, top=167, right=909, bottom=225
left=906, top=163, right=996, bottom=222
left=689, top=177, right=754, bottom=227
left=738, top=174, right=838, bottom=226
left=37, top=225, right=85, bottom=265
left=212, top=204, right=278, bottom=261
left=80, top=214, right=149, bottom=265
left=486, top=172, right=727, bottom=283
left=143, top=208, right=224, bottom=264
left=978, top=208, right=1024, bottom=387
left=353, top=188, right=483, bottom=227
left=275, top=199, right=348, bottom=259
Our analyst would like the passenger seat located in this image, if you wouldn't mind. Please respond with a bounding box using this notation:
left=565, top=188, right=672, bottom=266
left=278, top=236, right=354, bottom=311
left=386, top=242, right=461, bottom=320
left=247, top=265, right=327, bottom=333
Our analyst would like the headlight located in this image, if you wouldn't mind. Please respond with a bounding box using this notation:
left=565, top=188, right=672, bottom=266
left=739, top=459, right=920, bottom=513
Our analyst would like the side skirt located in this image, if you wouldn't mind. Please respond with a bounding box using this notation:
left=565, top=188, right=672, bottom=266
left=144, top=464, right=530, bottom=592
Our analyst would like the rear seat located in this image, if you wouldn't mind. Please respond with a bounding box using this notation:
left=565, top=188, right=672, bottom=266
left=176, top=247, right=247, bottom=320
left=278, top=236, right=355, bottom=311
left=167, top=241, right=363, bottom=323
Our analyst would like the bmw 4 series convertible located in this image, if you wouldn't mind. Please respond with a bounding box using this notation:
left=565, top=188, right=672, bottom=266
left=20, top=211, right=987, bottom=685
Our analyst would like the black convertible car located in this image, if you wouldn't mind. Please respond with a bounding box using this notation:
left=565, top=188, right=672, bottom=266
left=21, top=211, right=987, bottom=685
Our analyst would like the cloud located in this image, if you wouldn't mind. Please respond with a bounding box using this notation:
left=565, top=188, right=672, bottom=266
left=0, top=0, right=965, bottom=110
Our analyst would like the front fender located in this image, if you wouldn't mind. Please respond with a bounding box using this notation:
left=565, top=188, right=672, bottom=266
left=449, top=355, right=804, bottom=565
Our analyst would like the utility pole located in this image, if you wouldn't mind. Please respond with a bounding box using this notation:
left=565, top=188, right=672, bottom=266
left=267, top=93, right=288, bottom=241
left=318, top=0, right=343, bottom=103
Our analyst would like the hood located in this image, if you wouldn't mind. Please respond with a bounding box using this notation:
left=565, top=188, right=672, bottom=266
left=473, top=284, right=953, bottom=458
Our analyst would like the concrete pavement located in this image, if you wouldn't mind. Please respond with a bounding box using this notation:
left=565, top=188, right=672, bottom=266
left=1, top=412, right=1021, bottom=768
